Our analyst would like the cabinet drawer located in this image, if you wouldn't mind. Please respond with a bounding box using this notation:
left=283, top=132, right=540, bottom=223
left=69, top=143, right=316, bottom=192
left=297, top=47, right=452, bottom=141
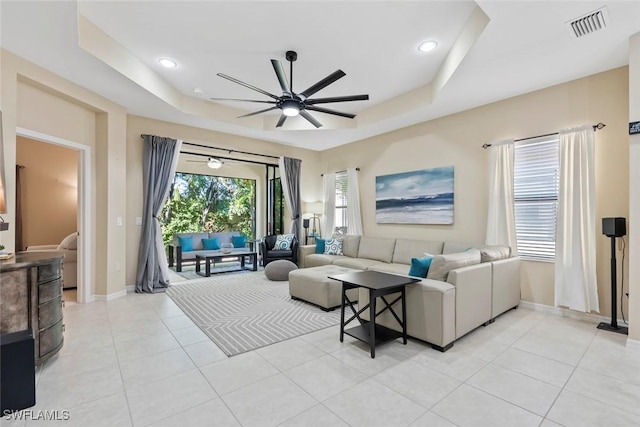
left=38, top=262, right=61, bottom=283
left=39, top=297, right=62, bottom=330
left=40, top=319, right=64, bottom=357
left=39, top=278, right=62, bottom=303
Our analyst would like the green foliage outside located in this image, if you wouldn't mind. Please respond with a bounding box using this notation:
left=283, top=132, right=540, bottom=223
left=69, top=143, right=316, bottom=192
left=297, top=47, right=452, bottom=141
left=160, top=172, right=256, bottom=247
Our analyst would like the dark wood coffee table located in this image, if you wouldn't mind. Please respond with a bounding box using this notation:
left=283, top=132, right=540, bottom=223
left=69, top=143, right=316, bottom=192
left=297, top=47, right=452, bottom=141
left=328, top=270, right=420, bottom=358
left=195, top=251, right=257, bottom=277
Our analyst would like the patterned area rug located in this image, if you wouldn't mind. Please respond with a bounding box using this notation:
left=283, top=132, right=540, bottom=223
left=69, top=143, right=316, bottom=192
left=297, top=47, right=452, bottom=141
left=166, top=271, right=341, bottom=356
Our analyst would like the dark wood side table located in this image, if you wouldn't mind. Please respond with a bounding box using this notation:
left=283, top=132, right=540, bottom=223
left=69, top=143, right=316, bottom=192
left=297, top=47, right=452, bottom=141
left=329, top=270, right=420, bottom=358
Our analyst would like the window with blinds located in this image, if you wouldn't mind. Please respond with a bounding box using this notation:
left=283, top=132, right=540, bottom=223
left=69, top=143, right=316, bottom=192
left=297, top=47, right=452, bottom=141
left=513, top=135, right=559, bottom=261
left=334, top=172, right=348, bottom=235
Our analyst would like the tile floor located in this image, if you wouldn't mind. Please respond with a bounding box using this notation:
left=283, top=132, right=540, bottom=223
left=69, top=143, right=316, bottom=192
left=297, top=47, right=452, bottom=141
left=3, top=289, right=640, bottom=427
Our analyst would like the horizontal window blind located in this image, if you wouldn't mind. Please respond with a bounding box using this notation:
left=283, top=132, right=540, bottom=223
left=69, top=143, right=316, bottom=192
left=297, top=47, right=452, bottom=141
left=513, top=135, right=559, bottom=261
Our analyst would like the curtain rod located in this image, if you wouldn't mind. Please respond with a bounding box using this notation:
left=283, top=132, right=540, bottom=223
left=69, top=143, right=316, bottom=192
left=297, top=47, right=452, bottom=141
left=481, top=122, right=606, bottom=149
left=140, top=135, right=279, bottom=159
left=180, top=150, right=278, bottom=167
left=320, top=167, right=360, bottom=177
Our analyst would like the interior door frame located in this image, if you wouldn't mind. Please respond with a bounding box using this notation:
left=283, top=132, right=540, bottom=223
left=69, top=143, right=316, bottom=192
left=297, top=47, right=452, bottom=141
left=16, top=127, right=93, bottom=304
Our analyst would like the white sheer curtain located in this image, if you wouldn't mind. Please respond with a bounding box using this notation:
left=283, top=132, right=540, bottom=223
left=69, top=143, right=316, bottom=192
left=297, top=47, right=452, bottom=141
left=322, top=172, right=336, bottom=238
left=555, top=125, right=598, bottom=313
left=485, top=139, right=517, bottom=252
left=346, top=168, right=363, bottom=235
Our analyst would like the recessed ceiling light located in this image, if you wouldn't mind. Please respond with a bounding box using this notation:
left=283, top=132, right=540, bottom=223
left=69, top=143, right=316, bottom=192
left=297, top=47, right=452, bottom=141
left=418, top=40, right=438, bottom=53
left=194, top=88, right=204, bottom=95
left=158, top=58, right=177, bottom=68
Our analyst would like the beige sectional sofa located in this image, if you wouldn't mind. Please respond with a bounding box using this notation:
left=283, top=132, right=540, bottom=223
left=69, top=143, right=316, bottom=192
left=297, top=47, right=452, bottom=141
left=298, top=235, right=520, bottom=351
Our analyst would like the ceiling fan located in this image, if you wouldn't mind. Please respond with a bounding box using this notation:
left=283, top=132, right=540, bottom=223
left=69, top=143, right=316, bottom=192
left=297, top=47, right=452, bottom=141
left=186, top=157, right=225, bottom=169
left=211, top=51, right=369, bottom=128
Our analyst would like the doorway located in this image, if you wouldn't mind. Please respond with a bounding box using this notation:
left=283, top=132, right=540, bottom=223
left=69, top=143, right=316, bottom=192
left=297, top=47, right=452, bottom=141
left=16, top=128, right=93, bottom=303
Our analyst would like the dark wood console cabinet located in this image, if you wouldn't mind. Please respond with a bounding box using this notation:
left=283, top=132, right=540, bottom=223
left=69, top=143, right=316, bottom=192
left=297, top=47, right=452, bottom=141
left=0, top=252, right=65, bottom=365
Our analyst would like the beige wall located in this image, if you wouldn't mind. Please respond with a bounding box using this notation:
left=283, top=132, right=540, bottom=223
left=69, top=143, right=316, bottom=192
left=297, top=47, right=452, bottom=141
left=1, top=49, right=128, bottom=298
left=125, top=115, right=322, bottom=286
left=628, top=32, right=640, bottom=342
left=16, top=136, right=78, bottom=248
left=320, top=67, right=629, bottom=318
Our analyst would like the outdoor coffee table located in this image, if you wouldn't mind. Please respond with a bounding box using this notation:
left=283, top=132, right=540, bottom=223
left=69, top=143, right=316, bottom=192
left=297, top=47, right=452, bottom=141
left=195, top=251, right=258, bottom=277
left=329, top=270, right=420, bottom=358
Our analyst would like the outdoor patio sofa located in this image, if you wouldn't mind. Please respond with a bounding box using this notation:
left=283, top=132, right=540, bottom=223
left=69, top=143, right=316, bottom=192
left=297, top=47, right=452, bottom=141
left=168, top=231, right=253, bottom=272
left=298, top=235, right=520, bottom=351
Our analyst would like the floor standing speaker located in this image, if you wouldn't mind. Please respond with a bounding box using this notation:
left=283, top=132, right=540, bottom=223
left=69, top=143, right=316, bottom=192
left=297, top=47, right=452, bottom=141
left=0, top=329, right=36, bottom=412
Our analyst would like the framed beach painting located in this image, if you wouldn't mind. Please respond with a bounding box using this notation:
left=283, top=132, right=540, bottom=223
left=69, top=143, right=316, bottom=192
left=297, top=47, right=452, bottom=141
left=375, top=166, right=454, bottom=224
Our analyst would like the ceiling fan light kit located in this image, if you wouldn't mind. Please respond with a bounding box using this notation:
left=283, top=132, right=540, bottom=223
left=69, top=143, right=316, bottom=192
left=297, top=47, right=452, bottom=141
left=207, top=158, right=223, bottom=169
left=211, top=50, right=369, bottom=128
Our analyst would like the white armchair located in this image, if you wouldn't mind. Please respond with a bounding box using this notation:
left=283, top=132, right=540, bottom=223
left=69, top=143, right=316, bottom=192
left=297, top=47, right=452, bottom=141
left=27, top=232, right=78, bottom=289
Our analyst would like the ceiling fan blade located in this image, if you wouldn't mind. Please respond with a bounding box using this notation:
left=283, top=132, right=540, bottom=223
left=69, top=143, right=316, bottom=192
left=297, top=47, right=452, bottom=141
left=299, top=70, right=346, bottom=99
left=299, top=110, right=323, bottom=128
left=271, top=60, right=291, bottom=96
left=210, top=97, right=276, bottom=104
left=186, top=160, right=205, bottom=163
left=217, top=73, right=279, bottom=100
left=237, top=106, right=278, bottom=118
left=306, top=94, right=369, bottom=105
left=276, top=114, right=288, bottom=128
left=306, top=106, right=356, bottom=119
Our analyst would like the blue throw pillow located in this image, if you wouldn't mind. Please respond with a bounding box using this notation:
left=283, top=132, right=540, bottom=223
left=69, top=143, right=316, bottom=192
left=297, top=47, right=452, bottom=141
left=177, top=236, right=194, bottom=252
left=408, top=255, right=433, bottom=278
left=315, top=238, right=326, bottom=254
left=202, top=237, right=221, bottom=250
left=231, top=235, right=246, bottom=248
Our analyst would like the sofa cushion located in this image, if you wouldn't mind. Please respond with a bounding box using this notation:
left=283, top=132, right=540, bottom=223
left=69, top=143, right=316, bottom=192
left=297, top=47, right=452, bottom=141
left=357, top=237, right=396, bottom=263
left=231, top=235, right=246, bottom=248
left=175, top=232, right=209, bottom=250
left=58, top=232, right=78, bottom=250
left=427, top=248, right=481, bottom=281
left=393, top=239, right=443, bottom=264
left=202, top=237, right=221, bottom=250
left=342, top=235, right=361, bottom=258
left=324, top=238, right=344, bottom=255
left=408, top=256, right=434, bottom=278
left=273, top=234, right=295, bottom=250
left=442, top=241, right=476, bottom=254
left=315, top=238, right=326, bottom=254
left=478, top=245, right=511, bottom=262
left=177, top=235, right=194, bottom=252
left=305, top=253, right=342, bottom=268
left=332, top=257, right=383, bottom=270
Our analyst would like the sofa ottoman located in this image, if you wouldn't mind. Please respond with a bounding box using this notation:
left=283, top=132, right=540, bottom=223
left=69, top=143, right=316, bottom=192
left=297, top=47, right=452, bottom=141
left=289, top=265, right=359, bottom=311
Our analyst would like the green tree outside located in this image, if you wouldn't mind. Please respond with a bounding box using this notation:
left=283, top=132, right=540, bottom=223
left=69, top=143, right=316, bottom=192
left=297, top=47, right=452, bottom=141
left=160, top=172, right=256, bottom=246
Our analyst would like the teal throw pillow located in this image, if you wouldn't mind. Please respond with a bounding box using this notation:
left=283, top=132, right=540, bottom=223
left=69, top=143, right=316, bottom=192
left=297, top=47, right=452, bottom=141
left=177, top=236, right=194, bottom=252
left=202, top=237, right=221, bottom=250
left=231, top=235, right=247, bottom=248
left=408, top=255, right=434, bottom=278
left=273, top=234, right=294, bottom=250
left=324, top=238, right=344, bottom=255
left=315, top=238, right=326, bottom=254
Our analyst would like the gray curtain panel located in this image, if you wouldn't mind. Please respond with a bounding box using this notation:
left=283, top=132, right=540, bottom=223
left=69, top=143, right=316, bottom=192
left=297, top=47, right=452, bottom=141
left=278, top=157, right=302, bottom=241
left=135, top=135, right=181, bottom=293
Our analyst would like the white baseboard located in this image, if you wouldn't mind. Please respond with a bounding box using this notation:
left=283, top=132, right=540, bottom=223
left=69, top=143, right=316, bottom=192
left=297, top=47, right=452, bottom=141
left=126, top=285, right=135, bottom=293
left=519, top=300, right=629, bottom=326
left=93, top=289, right=127, bottom=301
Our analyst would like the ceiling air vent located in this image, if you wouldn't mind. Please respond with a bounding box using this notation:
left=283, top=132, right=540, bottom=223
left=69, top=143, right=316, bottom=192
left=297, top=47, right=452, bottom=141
left=566, top=7, right=609, bottom=38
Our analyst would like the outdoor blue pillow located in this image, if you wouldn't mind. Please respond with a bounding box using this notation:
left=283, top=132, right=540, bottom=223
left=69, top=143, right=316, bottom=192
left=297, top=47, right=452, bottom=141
left=231, top=235, right=246, bottom=248
left=202, top=237, right=221, bottom=250
left=177, top=236, right=194, bottom=252
left=408, top=255, right=433, bottom=278
left=315, top=238, right=326, bottom=254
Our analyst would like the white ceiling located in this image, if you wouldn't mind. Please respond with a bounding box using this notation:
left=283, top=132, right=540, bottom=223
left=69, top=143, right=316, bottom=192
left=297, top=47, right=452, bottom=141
left=2, top=1, right=640, bottom=151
